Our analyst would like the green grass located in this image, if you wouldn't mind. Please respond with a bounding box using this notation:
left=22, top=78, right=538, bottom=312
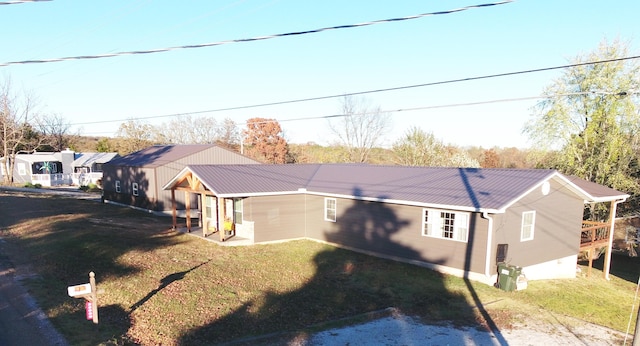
left=0, top=189, right=638, bottom=345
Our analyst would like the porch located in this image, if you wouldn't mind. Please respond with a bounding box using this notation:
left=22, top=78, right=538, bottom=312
left=31, top=173, right=72, bottom=187
left=176, top=225, right=254, bottom=247
left=579, top=221, right=613, bottom=277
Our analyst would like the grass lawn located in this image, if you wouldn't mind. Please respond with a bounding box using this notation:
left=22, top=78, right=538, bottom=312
left=0, top=189, right=638, bottom=345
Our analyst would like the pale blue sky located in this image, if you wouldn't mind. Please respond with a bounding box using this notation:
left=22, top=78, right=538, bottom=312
left=1, top=0, right=638, bottom=148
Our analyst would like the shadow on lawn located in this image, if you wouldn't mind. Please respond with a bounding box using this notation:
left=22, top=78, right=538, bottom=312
left=178, top=185, right=491, bottom=345
left=0, top=190, right=184, bottom=345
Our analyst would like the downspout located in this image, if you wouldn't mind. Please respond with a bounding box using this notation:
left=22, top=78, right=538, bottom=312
left=604, top=198, right=626, bottom=280
left=482, top=212, right=494, bottom=280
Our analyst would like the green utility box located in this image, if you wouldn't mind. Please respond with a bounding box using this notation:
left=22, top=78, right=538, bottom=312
left=497, top=263, right=522, bottom=292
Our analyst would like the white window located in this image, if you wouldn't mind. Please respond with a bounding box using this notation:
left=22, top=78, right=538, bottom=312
left=521, top=211, right=535, bottom=241
left=115, top=180, right=121, bottom=193
left=324, top=198, right=336, bottom=222
left=422, top=209, right=469, bottom=242
left=132, top=182, right=139, bottom=196
left=234, top=198, right=243, bottom=225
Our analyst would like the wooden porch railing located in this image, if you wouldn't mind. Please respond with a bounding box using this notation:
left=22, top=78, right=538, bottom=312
left=580, top=221, right=610, bottom=277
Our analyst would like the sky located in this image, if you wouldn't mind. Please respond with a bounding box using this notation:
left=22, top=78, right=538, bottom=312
left=1, top=0, right=638, bottom=149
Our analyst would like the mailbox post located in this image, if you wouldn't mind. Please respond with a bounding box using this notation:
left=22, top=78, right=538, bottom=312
left=67, top=272, right=99, bottom=324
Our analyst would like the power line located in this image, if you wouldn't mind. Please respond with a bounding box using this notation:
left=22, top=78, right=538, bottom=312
left=73, top=90, right=630, bottom=136
left=0, top=0, right=50, bottom=5
left=70, top=55, right=640, bottom=127
left=0, top=1, right=513, bottom=67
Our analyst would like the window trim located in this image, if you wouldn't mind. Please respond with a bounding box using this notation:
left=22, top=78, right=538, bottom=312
left=324, top=198, right=337, bottom=222
left=233, top=198, right=243, bottom=225
left=115, top=180, right=121, bottom=193
left=422, top=208, right=469, bottom=243
left=132, top=182, right=139, bottom=196
left=521, top=210, right=536, bottom=241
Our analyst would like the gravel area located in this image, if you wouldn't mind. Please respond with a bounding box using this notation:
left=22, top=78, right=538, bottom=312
left=293, top=310, right=628, bottom=346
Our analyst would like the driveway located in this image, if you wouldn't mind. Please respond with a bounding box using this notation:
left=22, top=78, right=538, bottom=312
left=0, top=238, right=68, bottom=346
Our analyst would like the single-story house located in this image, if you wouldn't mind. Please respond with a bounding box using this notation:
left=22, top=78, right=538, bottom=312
left=163, top=164, right=629, bottom=285
left=0, top=149, right=118, bottom=187
left=70, top=152, right=120, bottom=186
left=101, top=144, right=260, bottom=213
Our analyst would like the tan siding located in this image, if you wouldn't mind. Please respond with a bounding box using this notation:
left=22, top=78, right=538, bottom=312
left=491, top=179, right=583, bottom=269
left=244, top=195, right=306, bottom=242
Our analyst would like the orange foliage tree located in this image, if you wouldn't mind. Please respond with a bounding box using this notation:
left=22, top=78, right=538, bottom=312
left=243, top=117, right=290, bottom=163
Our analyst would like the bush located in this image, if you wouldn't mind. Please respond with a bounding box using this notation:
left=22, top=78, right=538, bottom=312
left=79, top=183, right=101, bottom=193
left=23, top=183, right=42, bottom=189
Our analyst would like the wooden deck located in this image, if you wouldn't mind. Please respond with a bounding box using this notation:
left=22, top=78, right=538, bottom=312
left=579, top=221, right=611, bottom=276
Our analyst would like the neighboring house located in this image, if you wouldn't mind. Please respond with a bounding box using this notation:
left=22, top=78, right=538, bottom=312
left=101, top=144, right=260, bottom=213
left=0, top=149, right=118, bottom=187
left=71, top=152, right=120, bottom=186
left=163, top=164, right=629, bottom=285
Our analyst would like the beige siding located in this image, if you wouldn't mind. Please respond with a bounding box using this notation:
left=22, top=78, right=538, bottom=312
left=243, top=194, right=307, bottom=242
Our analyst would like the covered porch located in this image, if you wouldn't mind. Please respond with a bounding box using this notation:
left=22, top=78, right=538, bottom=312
left=164, top=168, right=254, bottom=244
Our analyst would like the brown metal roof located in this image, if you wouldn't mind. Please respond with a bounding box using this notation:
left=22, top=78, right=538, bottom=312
left=177, top=164, right=596, bottom=212
left=564, top=175, right=630, bottom=202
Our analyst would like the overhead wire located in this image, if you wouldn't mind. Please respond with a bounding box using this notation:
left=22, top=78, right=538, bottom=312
left=0, top=0, right=50, bottom=5
left=0, top=0, right=513, bottom=67
left=73, top=91, right=632, bottom=136
left=68, top=56, right=640, bottom=127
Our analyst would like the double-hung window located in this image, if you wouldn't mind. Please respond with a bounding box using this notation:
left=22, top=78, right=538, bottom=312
left=234, top=198, right=243, bottom=225
left=132, top=182, right=139, bottom=196
left=521, top=211, right=535, bottom=241
left=422, top=209, right=469, bottom=242
left=324, top=198, right=337, bottom=222
left=115, top=180, right=121, bottom=193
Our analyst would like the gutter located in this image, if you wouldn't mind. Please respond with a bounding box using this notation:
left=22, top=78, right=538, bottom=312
left=482, top=212, right=494, bottom=279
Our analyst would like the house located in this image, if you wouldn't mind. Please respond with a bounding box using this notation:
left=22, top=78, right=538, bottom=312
left=70, top=152, right=119, bottom=186
left=101, top=144, right=260, bottom=214
left=0, top=149, right=118, bottom=187
left=163, top=164, right=629, bottom=285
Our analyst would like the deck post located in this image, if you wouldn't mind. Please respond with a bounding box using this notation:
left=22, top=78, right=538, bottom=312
left=604, top=200, right=620, bottom=280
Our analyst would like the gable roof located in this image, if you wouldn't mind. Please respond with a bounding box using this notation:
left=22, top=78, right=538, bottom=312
left=14, top=153, right=61, bottom=163
left=105, top=144, right=232, bottom=168
left=164, top=164, right=629, bottom=213
left=72, top=152, right=119, bottom=167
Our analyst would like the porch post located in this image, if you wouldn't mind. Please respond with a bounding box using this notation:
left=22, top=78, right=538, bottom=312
left=217, top=197, right=225, bottom=242
left=202, top=194, right=208, bottom=237
left=604, top=200, right=620, bottom=280
left=171, top=189, right=177, bottom=230
left=185, top=191, right=191, bottom=232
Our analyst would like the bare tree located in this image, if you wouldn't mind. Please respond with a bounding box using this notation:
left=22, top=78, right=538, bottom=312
left=216, top=118, right=240, bottom=149
left=35, top=113, right=74, bottom=151
left=0, top=78, right=45, bottom=184
left=328, top=95, right=391, bottom=163
left=115, top=119, right=156, bottom=155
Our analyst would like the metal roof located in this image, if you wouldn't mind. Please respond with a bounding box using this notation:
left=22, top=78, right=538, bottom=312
left=164, top=164, right=628, bottom=212
left=71, top=152, right=119, bottom=167
left=105, top=145, right=220, bottom=168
